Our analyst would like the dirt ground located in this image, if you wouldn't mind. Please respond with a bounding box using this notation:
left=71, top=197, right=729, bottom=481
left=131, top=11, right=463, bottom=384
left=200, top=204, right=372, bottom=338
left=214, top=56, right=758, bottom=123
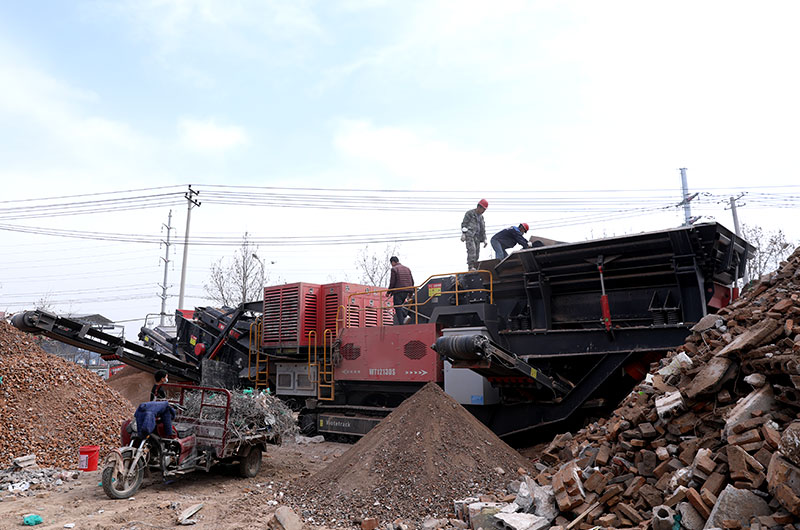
left=0, top=442, right=350, bottom=530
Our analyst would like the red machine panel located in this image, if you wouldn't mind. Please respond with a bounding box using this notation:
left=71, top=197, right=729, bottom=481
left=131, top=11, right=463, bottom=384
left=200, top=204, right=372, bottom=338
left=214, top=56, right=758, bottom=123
left=262, top=283, right=320, bottom=348
left=334, top=324, right=442, bottom=383
left=318, top=282, right=392, bottom=335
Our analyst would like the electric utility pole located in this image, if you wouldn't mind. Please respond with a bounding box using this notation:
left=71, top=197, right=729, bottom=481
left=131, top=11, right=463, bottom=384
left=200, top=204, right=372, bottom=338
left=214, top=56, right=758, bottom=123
left=679, top=168, right=693, bottom=226
left=728, top=193, right=748, bottom=286
left=157, top=210, right=174, bottom=326
left=178, top=185, right=201, bottom=310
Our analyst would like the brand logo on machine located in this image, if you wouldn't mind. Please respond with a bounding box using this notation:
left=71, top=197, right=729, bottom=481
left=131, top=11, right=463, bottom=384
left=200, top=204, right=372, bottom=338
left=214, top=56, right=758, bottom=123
left=368, top=368, right=396, bottom=376
left=428, top=283, right=442, bottom=297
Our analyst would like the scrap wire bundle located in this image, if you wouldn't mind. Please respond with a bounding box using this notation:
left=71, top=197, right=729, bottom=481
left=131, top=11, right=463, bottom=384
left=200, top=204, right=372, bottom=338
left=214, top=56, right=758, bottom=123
left=179, top=390, right=298, bottom=442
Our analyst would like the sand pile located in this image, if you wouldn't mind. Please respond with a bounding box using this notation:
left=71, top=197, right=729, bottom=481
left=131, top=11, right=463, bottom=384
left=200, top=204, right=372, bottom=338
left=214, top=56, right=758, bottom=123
left=107, top=366, right=153, bottom=405
left=0, top=321, right=133, bottom=468
left=288, top=383, right=529, bottom=525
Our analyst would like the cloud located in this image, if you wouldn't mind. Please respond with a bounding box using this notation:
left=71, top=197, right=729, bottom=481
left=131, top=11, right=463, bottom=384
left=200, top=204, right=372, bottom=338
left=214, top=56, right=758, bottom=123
left=332, top=119, right=532, bottom=188
left=178, top=118, right=249, bottom=152
left=101, top=0, right=323, bottom=64
left=0, top=38, right=154, bottom=181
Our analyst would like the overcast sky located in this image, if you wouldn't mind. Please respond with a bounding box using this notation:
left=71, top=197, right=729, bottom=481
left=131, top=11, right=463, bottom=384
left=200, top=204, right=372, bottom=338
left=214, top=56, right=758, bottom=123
left=0, top=1, right=797, bottom=334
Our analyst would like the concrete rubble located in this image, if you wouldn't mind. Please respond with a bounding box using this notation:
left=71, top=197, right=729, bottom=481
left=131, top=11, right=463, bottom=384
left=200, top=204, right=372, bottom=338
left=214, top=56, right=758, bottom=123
left=0, top=321, right=132, bottom=468
left=448, top=247, right=800, bottom=530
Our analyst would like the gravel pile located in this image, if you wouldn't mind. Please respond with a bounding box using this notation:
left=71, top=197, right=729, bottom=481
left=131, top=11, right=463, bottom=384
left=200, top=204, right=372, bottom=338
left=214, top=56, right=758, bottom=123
left=0, top=321, right=133, bottom=468
left=287, top=382, right=528, bottom=526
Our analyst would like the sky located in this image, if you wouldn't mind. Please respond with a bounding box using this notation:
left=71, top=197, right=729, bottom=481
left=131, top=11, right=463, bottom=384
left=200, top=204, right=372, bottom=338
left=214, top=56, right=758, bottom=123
left=0, top=1, right=798, bottom=337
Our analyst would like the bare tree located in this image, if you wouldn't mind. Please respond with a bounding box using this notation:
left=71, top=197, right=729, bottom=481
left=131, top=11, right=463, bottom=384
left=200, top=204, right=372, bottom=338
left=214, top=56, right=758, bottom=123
left=204, top=233, right=268, bottom=306
left=35, top=292, right=54, bottom=312
left=742, top=224, right=794, bottom=281
left=354, top=244, right=400, bottom=287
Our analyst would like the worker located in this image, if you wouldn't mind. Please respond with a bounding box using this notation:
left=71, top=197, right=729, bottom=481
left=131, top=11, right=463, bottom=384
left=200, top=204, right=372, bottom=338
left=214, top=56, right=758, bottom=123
left=491, top=223, right=532, bottom=259
left=150, top=370, right=168, bottom=401
left=388, top=256, right=415, bottom=325
left=134, top=400, right=176, bottom=439
left=461, top=199, right=488, bottom=271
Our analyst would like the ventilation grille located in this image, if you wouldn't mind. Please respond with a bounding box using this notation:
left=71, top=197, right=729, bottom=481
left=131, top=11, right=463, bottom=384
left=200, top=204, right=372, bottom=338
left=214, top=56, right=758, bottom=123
left=263, top=286, right=299, bottom=343
left=302, top=289, right=318, bottom=334
left=404, top=340, right=427, bottom=360
left=341, top=343, right=361, bottom=360
left=324, top=294, right=339, bottom=332
left=347, top=301, right=360, bottom=327
left=365, top=306, right=379, bottom=327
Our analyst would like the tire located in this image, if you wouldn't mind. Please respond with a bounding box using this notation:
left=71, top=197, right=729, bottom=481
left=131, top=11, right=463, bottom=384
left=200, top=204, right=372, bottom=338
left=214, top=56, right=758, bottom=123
left=102, top=453, right=145, bottom=499
left=238, top=446, right=262, bottom=478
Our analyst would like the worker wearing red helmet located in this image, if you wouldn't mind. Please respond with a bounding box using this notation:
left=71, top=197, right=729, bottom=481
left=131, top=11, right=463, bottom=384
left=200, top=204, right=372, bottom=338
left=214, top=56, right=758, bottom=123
left=461, top=199, right=489, bottom=271
left=490, top=223, right=532, bottom=260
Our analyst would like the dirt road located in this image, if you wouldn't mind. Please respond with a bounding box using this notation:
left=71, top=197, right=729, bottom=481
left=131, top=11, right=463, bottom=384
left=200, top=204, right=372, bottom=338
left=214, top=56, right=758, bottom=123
left=0, top=442, right=349, bottom=530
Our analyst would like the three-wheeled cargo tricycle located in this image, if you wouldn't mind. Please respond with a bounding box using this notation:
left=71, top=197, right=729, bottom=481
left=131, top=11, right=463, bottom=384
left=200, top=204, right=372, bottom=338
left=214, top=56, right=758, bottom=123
left=102, top=384, right=275, bottom=499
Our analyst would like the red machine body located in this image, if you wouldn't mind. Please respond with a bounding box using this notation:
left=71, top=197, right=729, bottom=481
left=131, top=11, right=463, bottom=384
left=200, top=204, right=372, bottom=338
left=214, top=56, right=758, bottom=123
left=334, top=324, right=442, bottom=383
left=318, top=282, right=392, bottom=335
left=262, top=283, right=320, bottom=348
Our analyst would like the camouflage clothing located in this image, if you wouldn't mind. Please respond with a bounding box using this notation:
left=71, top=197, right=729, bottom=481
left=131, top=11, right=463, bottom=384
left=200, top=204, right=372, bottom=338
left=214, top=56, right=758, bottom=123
left=465, top=237, right=481, bottom=271
left=461, top=208, right=486, bottom=270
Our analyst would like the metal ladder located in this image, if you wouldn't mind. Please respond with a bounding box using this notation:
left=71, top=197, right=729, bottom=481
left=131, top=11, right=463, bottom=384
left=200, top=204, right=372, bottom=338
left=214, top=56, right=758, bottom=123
left=248, top=318, right=269, bottom=389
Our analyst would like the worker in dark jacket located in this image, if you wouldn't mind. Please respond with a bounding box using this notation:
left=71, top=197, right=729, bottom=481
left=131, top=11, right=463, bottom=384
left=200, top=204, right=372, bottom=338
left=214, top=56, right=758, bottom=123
left=150, top=370, right=167, bottom=401
left=388, top=256, right=415, bottom=325
left=134, top=400, right=176, bottom=439
left=490, top=223, right=531, bottom=260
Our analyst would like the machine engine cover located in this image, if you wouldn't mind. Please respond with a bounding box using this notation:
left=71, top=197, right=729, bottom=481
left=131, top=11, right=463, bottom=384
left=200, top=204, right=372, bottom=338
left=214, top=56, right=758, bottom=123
left=335, top=324, right=442, bottom=383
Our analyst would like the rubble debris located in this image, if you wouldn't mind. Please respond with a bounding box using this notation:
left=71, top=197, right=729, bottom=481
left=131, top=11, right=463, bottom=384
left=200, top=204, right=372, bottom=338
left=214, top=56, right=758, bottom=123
left=704, top=485, right=770, bottom=529
left=287, top=383, right=529, bottom=526
left=177, top=503, right=204, bottom=525
left=0, top=321, right=132, bottom=468
left=11, top=455, right=36, bottom=469
left=0, top=467, right=80, bottom=497
left=267, top=506, right=306, bottom=530
left=454, top=246, right=800, bottom=529
left=651, top=505, right=675, bottom=530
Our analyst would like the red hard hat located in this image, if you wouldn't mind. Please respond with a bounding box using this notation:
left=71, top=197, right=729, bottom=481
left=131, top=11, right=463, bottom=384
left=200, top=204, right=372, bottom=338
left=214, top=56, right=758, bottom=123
left=478, top=199, right=489, bottom=209
left=521, top=223, right=529, bottom=232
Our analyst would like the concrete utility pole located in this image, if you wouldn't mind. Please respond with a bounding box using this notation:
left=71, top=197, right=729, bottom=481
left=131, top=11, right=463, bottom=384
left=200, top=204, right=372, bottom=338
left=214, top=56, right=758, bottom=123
left=158, top=210, right=174, bottom=326
left=178, top=185, right=201, bottom=311
left=679, top=168, right=692, bottom=226
left=729, top=193, right=748, bottom=286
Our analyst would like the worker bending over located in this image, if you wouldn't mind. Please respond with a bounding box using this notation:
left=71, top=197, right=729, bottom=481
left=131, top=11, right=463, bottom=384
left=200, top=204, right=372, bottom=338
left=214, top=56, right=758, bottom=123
left=461, top=199, right=488, bottom=271
left=490, top=223, right=531, bottom=260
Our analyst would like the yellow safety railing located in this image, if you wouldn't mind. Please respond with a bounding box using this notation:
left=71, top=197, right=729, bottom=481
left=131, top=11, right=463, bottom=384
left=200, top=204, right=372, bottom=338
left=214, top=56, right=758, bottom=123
left=318, top=328, right=335, bottom=400
left=307, top=330, right=318, bottom=384
left=307, top=328, right=335, bottom=401
left=247, top=318, right=269, bottom=389
left=344, top=269, right=493, bottom=326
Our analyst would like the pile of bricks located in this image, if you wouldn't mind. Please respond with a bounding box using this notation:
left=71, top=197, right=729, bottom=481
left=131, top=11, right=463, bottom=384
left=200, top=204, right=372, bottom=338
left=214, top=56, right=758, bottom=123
left=518, top=246, right=800, bottom=529
left=0, top=321, right=132, bottom=469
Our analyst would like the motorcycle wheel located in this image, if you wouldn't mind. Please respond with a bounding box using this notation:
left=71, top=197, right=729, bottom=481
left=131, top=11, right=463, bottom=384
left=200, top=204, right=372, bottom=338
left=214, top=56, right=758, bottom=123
left=102, top=453, right=145, bottom=499
left=238, top=446, right=262, bottom=478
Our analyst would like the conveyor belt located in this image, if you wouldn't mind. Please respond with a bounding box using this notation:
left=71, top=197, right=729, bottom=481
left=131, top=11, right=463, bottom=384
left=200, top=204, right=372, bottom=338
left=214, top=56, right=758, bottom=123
left=432, top=334, right=570, bottom=396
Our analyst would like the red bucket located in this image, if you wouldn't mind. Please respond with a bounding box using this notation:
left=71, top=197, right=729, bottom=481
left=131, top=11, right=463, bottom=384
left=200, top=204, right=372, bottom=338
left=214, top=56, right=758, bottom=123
left=79, top=445, right=99, bottom=471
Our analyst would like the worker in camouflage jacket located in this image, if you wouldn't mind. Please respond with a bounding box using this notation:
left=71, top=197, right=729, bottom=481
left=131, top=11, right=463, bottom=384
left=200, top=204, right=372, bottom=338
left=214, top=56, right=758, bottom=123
left=461, top=199, right=488, bottom=271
